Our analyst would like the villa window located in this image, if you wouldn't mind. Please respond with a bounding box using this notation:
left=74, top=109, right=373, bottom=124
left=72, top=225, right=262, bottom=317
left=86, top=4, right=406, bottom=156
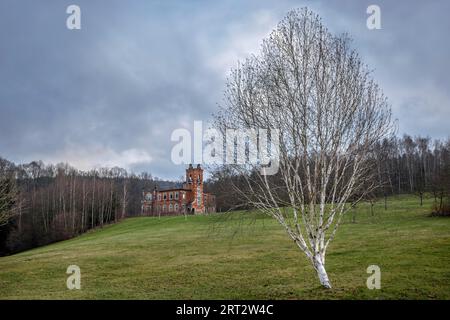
left=170, top=192, right=173, bottom=200
left=175, top=192, right=179, bottom=200
left=174, top=204, right=178, bottom=211
left=169, top=204, right=173, bottom=212
left=163, top=193, right=167, bottom=200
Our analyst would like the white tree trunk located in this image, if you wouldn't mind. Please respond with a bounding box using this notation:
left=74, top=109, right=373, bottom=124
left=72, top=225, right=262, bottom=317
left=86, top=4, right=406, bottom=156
left=314, top=254, right=331, bottom=289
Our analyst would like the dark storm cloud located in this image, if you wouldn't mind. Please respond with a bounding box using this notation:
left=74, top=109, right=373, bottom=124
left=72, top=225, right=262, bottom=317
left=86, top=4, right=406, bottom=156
left=315, top=0, right=450, bottom=139
left=0, top=0, right=449, bottom=179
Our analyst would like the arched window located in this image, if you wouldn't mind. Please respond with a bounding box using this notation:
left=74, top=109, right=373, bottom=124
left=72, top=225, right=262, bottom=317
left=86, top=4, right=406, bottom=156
left=170, top=192, right=173, bottom=200
left=175, top=192, right=179, bottom=200
left=169, top=204, right=173, bottom=212
left=174, top=204, right=178, bottom=212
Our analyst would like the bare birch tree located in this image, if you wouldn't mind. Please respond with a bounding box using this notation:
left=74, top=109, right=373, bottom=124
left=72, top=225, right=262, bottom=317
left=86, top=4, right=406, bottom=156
left=214, top=8, right=394, bottom=288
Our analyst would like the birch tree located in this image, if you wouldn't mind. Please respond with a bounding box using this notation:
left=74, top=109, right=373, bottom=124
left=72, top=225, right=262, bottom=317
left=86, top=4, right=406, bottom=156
left=0, top=160, right=18, bottom=227
left=214, top=8, right=394, bottom=288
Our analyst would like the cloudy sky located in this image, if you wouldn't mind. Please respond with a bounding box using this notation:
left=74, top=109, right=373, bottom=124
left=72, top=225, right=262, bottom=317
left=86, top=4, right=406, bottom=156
left=0, top=0, right=449, bottom=179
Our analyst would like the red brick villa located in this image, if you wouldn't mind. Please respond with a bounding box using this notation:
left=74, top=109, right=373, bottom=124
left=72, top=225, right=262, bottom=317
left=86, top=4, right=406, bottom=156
left=141, top=164, right=216, bottom=215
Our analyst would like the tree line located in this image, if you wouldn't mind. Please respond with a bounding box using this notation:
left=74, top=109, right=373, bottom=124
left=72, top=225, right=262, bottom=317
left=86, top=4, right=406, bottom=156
left=0, top=158, right=166, bottom=256
left=1, top=134, right=449, bottom=256
left=372, top=135, right=450, bottom=211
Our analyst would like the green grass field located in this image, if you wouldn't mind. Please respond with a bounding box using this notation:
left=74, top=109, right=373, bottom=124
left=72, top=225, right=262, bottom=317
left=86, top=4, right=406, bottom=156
left=0, top=195, right=449, bottom=299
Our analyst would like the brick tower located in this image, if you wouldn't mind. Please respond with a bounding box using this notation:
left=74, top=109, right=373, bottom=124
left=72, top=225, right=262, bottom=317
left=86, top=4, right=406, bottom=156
left=186, top=164, right=204, bottom=213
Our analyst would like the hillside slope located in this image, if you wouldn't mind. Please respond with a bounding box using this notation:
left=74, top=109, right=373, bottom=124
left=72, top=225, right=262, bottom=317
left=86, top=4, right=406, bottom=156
left=0, top=195, right=449, bottom=299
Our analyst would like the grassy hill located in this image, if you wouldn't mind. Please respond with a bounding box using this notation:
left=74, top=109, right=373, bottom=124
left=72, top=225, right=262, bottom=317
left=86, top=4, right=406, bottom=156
left=0, top=195, right=449, bottom=299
